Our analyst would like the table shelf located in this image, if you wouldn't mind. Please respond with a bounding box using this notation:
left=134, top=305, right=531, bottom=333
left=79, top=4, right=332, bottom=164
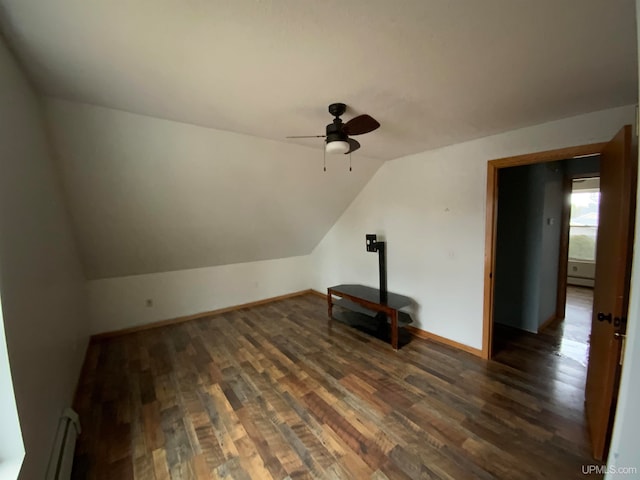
left=328, top=284, right=413, bottom=350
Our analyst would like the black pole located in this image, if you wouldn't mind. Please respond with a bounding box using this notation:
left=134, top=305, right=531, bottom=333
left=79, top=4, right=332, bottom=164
left=378, top=242, right=387, bottom=303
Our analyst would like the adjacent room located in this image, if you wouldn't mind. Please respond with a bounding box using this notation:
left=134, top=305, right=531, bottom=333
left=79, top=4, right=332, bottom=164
left=1, top=1, right=639, bottom=479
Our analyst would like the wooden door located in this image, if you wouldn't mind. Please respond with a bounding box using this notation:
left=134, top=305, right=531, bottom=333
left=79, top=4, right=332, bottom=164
left=585, top=125, right=636, bottom=460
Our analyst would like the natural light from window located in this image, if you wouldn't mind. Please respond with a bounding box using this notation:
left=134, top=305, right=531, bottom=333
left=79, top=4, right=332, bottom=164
left=569, top=189, right=600, bottom=262
left=0, top=299, right=24, bottom=480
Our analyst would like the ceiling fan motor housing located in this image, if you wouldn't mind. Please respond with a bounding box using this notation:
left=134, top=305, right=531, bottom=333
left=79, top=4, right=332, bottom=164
left=325, top=121, right=348, bottom=144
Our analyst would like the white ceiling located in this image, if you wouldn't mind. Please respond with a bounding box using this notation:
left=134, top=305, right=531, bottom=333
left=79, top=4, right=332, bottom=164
left=0, top=0, right=636, bottom=161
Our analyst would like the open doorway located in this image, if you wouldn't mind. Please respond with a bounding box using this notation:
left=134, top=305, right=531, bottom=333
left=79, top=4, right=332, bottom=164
left=490, top=159, right=599, bottom=370
left=482, top=126, right=635, bottom=460
left=553, top=177, right=601, bottom=370
left=568, top=177, right=600, bottom=288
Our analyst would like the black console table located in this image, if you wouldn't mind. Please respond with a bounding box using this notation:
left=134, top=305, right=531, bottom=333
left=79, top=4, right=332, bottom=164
left=327, top=284, right=413, bottom=350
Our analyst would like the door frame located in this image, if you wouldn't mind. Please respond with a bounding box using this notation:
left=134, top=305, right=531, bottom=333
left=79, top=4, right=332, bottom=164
left=556, top=171, right=601, bottom=322
left=482, top=142, right=607, bottom=359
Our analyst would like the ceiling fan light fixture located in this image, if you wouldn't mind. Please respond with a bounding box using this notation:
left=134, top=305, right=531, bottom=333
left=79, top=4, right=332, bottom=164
left=325, top=140, right=350, bottom=155
left=286, top=103, right=379, bottom=159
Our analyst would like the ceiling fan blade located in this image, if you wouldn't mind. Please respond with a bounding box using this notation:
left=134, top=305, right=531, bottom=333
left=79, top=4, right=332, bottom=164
left=286, top=135, right=326, bottom=138
left=344, top=114, right=380, bottom=136
left=345, top=138, right=361, bottom=154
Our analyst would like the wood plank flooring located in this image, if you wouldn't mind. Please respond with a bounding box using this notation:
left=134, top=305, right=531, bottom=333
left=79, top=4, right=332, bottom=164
left=72, top=292, right=600, bottom=479
left=492, top=286, right=593, bottom=416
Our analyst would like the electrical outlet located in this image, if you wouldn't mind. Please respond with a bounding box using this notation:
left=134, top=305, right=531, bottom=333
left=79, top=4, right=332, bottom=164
left=145, top=299, right=153, bottom=307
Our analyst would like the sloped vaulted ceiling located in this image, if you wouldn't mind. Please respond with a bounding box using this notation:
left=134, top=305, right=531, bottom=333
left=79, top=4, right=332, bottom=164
left=0, top=0, right=637, bottom=279
left=43, top=99, right=383, bottom=279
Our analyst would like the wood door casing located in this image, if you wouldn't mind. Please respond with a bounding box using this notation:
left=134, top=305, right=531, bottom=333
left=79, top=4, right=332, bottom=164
left=585, top=125, right=636, bottom=460
left=482, top=142, right=608, bottom=359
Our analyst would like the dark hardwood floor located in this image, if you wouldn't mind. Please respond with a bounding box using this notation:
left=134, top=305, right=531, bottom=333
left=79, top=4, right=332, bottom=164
left=73, top=291, right=600, bottom=479
left=492, top=286, right=597, bottom=468
left=492, top=286, right=593, bottom=402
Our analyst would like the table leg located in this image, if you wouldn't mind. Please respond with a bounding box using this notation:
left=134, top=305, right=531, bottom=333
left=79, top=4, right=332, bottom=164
left=327, top=289, right=333, bottom=328
left=391, top=310, right=398, bottom=350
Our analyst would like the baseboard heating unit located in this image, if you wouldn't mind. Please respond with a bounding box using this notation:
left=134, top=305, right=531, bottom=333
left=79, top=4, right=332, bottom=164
left=45, top=408, right=81, bottom=480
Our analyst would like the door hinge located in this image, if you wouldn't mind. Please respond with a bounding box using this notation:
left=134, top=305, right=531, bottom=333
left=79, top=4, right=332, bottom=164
left=615, top=331, right=627, bottom=366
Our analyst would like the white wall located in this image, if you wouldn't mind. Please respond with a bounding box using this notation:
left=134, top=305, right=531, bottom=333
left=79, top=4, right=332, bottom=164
left=89, top=255, right=310, bottom=334
left=45, top=99, right=383, bottom=280
left=310, top=105, right=635, bottom=350
left=0, top=37, right=88, bottom=479
left=604, top=3, right=640, bottom=476
left=606, top=189, right=640, bottom=475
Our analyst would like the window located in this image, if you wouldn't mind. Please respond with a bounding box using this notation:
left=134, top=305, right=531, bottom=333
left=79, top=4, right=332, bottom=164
left=568, top=188, right=600, bottom=262
left=0, top=300, right=25, bottom=480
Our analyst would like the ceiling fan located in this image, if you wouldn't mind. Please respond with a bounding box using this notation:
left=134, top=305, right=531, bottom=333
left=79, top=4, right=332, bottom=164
left=287, top=103, right=380, bottom=155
